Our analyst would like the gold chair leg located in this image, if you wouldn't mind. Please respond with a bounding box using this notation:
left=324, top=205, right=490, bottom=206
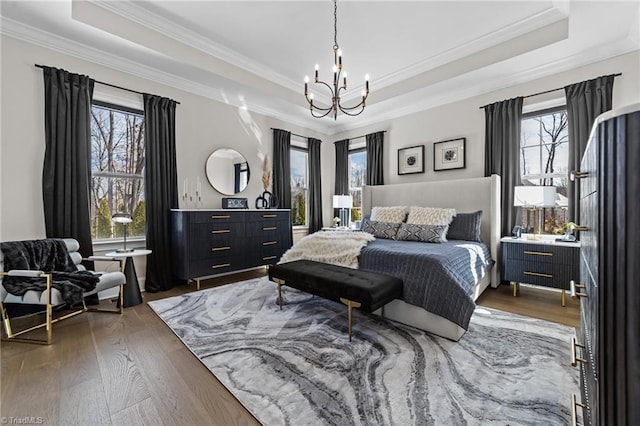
left=340, top=298, right=362, bottom=342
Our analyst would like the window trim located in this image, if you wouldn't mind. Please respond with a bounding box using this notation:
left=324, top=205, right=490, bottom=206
left=90, top=101, right=146, bottom=243
left=290, top=141, right=309, bottom=228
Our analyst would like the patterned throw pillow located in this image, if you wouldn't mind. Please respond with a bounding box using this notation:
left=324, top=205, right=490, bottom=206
left=406, top=206, right=456, bottom=226
left=370, top=206, right=408, bottom=224
left=362, top=220, right=401, bottom=240
left=397, top=223, right=448, bottom=243
left=447, top=210, right=483, bottom=242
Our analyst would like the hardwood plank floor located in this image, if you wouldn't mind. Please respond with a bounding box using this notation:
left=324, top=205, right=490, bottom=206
left=1, top=269, right=578, bottom=425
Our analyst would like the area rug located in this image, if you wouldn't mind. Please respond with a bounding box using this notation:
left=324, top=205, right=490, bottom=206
left=148, top=277, right=580, bottom=425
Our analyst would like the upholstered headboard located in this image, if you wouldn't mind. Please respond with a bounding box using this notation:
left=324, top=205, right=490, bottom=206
left=362, top=174, right=501, bottom=287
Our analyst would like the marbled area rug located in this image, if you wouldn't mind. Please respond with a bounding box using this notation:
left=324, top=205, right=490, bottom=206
left=148, top=277, right=580, bottom=426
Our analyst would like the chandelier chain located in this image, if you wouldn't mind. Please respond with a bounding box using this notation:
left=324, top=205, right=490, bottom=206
left=333, top=0, right=338, bottom=49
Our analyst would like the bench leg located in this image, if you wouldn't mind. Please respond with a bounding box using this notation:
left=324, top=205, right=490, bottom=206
left=272, top=278, right=285, bottom=309
left=340, top=298, right=361, bottom=342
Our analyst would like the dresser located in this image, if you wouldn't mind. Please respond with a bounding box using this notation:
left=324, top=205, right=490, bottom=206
left=571, top=104, right=639, bottom=426
left=171, top=209, right=292, bottom=289
left=500, top=237, right=579, bottom=306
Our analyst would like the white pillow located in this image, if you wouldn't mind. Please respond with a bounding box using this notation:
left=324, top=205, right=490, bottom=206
left=406, top=206, right=456, bottom=226
left=370, top=206, right=408, bottom=224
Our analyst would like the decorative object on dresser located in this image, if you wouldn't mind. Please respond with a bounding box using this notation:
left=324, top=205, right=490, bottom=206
left=221, top=197, right=248, bottom=209
left=570, top=104, right=640, bottom=426
left=397, top=145, right=424, bottom=175
left=433, top=137, right=466, bottom=171
left=205, top=148, right=250, bottom=196
left=170, top=209, right=292, bottom=290
left=500, top=237, right=579, bottom=306
left=513, top=185, right=557, bottom=238
left=149, top=276, right=580, bottom=426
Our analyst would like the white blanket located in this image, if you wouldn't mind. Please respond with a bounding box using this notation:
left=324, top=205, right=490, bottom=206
left=279, top=230, right=375, bottom=269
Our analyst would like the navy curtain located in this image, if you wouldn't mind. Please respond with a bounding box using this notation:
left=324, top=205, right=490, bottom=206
left=334, top=139, right=349, bottom=195
left=143, top=94, right=178, bottom=292
left=308, top=138, right=323, bottom=233
left=565, top=75, right=615, bottom=221
left=42, top=67, right=95, bottom=258
left=366, top=131, right=384, bottom=185
left=484, top=97, right=524, bottom=237
left=272, top=129, right=292, bottom=209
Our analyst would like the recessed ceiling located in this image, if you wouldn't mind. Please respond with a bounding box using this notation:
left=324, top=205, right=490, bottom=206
left=1, top=1, right=638, bottom=134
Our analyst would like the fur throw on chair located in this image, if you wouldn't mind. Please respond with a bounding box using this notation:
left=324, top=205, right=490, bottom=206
left=1, top=239, right=99, bottom=306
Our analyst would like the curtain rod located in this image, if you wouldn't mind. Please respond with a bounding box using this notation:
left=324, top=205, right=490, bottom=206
left=270, top=128, right=311, bottom=139
left=347, top=130, right=387, bottom=141
left=34, top=64, right=181, bottom=104
left=479, top=73, right=622, bottom=109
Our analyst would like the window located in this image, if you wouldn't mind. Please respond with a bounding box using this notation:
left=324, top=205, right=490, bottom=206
left=348, top=147, right=367, bottom=223
left=290, top=140, right=308, bottom=226
left=519, top=107, right=569, bottom=234
left=90, top=101, right=145, bottom=240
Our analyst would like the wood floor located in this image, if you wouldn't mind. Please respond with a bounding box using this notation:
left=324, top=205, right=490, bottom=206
left=1, top=270, right=579, bottom=425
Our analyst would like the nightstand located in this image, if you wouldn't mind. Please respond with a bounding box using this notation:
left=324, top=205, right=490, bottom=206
left=500, top=236, right=580, bottom=306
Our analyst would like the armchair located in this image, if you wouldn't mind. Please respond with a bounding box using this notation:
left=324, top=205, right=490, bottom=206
left=0, top=238, right=126, bottom=344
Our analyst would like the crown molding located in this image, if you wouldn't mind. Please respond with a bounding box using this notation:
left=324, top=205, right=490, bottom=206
left=86, top=0, right=303, bottom=94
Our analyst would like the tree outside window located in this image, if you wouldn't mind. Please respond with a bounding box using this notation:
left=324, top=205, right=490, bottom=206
left=520, top=108, right=569, bottom=234
left=90, top=102, right=145, bottom=240
left=290, top=147, right=308, bottom=226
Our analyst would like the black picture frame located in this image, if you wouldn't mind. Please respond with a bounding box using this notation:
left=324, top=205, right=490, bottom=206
left=433, top=138, right=466, bottom=171
left=397, top=145, right=425, bottom=175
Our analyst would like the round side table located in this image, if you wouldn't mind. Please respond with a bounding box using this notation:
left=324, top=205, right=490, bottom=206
left=105, top=249, right=152, bottom=307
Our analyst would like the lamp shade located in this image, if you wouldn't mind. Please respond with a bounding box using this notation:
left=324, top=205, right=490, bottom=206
left=513, top=186, right=556, bottom=207
left=333, top=195, right=353, bottom=209
left=111, top=212, right=133, bottom=224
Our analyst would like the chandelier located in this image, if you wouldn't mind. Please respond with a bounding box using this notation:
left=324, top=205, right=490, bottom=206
left=304, top=0, right=369, bottom=120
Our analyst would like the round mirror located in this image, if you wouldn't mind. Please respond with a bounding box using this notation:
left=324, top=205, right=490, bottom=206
left=205, top=148, right=251, bottom=195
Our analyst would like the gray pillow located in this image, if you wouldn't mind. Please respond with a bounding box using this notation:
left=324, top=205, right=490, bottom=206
left=397, top=223, right=448, bottom=243
left=362, top=220, right=401, bottom=240
left=447, top=210, right=483, bottom=242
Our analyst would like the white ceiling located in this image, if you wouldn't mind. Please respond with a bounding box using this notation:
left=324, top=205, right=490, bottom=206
left=1, top=1, right=638, bottom=134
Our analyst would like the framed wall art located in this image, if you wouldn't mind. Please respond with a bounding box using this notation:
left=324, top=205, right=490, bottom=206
left=433, top=138, right=466, bottom=171
left=397, top=145, right=425, bottom=175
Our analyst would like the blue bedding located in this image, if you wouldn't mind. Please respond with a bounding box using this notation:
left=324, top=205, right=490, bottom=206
left=358, top=238, right=494, bottom=330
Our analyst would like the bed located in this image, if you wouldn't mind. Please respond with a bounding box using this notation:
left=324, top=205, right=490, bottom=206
left=360, top=175, right=500, bottom=340
left=281, top=175, right=500, bottom=341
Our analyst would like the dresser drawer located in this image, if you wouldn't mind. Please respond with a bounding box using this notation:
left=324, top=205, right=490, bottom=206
left=189, top=211, right=245, bottom=224
left=502, top=242, right=576, bottom=265
left=246, top=210, right=290, bottom=222
left=189, top=258, right=246, bottom=277
left=191, top=222, right=245, bottom=238
left=502, top=259, right=572, bottom=288
left=246, top=220, right=290, bottom=237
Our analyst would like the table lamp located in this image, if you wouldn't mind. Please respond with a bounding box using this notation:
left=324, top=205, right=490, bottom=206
left=112, top=212, right=134, bottom=253
left=513, top=186, right=556, bottom=239
left=333, top=195, right=353, bottom=229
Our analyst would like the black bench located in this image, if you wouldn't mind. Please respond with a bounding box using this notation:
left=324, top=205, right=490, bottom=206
left=268, top=260, right=403, bottom=341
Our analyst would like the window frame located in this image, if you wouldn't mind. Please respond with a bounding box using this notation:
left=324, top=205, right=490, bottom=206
left=290, top=137, right=309, bottom=228
left=518, top=105, right=571, bottom=234
left=90, top=100, right=146, bottom=244
left=348, top=142, right=367, bottom=225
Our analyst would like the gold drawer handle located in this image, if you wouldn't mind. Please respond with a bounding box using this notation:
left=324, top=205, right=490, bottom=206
left=570, top=337, right=587, bottom=367
left=524, top=271, right=552, bottom=278
left=263, top=214, right=278, bottom=218
left=570, top=280, right=588, bottom=298
left=262, top=241, right=277, bottom=246
left=263, top=255, right=278, bottom=261
left=211, top=263, right=231, bottom=269
left=211, top=230, right=231, bottom=234
left=211, top=246, right=231, bottom=252
left=570, top=170, right=589, bottom=181
left=211, top=215, right=230, bottom=219
left=571, top=394, right=586, bottom=426
left=523, top=250, right=553, bottom=257
left=263, top=226, right=277, bottom=231
left=573, top=225, right=588, bottom=232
